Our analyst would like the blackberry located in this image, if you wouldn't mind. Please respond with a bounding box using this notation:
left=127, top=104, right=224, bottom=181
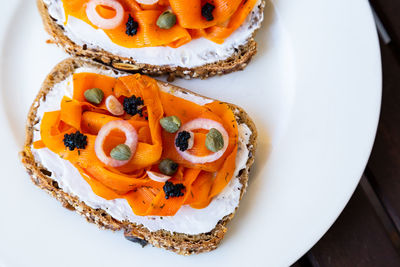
left=175, top=131, right=191, bottom=151
left=126, top=14, right=139, bottom=36
left=163, top=181, right=185, bottom=199
left=123, top=95, right=144, bottom=116
left=201, top=3, right=215, bottom=21
left=63, top=131, right=87, bottom=151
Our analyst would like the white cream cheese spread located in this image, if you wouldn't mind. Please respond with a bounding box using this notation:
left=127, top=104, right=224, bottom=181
left=43, top=0, right=264, bottom=68
left=31, top=67, right=253, bottom=235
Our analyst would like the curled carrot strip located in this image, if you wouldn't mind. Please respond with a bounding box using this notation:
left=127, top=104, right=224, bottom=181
left=60, top=97, right=82, bottom=130
left=33, top=140, right=46, bottom=150
left=169, top=0, right=242, bottom=29
left=202, top=0, right=260, bottom=44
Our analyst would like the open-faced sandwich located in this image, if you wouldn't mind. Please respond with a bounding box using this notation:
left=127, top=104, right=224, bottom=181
left=20, top=58, right=257, bottom=254
left=38, top=0, right=265, bottom=78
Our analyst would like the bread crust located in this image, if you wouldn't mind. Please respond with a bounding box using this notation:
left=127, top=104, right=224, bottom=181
left=20, top=58, right=258, bottom=255
left=36, top=0, right=265, bottom=79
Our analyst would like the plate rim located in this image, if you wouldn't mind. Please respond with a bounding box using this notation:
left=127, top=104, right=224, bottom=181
left=0, top=0, right=382, bottom=266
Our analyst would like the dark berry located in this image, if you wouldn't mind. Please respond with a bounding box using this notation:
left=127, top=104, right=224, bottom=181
left=124, top=235, right=148, bottom=247
left=175, top=131, right=191, bottom=151
left=159, top=159, right=179, bottom=176
left=126, top=14, right=139, bottom=36
left=123, top=95, right=144, bottom=116
left=201, top=3, right=215, bottom=21
left=163, top=181, right=185, bottom=199
left=63, top=131, right=87, bottom=151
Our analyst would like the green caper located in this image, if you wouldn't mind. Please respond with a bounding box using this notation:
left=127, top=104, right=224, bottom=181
left=159, top=159, right=178, bottom=176
left=205, top=128, right=224, bottom=152
left=156, top=10, right=177, bottom=29
left=160, top=116, right=181, bottom=133
left=110, top=144, right=132, bottom=161
left=84, top=88, right=104, bottom=105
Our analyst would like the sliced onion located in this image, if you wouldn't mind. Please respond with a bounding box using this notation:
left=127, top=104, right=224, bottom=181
left=95, top=120, right=138, bottom=167
left=106, top=95, right=124, bottom=116
left=146, top=171, right=171, bottom=183
left=135, top=0, right=159, bottom=4
left=187, top=131, right=194, bottom=150
left=86, top=0, right=124, bottom=30
left=175, top=118, right=229, bottom=164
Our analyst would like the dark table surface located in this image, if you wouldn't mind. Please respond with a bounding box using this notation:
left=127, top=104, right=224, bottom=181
left=292, top=0, right=400, bottom=266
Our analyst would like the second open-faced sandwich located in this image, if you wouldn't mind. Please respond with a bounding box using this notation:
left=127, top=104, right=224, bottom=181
left=38, top=0, right=265, bottom=78
left=20, top=58, right=257, bottom=254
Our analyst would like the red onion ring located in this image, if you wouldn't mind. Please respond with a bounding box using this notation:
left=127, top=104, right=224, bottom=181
left=136, top=0, right=159, bottom=4
left=105, top=95, right=124, bottom=116
left=146, top=171, right=171, bottom=183
left=86, top=0, right=124, bottom=30
left=95, top=120, right=138, bottom=167
left=186, top=131, right=194, bottom=150
left=175, top=118, right=229, bottom=164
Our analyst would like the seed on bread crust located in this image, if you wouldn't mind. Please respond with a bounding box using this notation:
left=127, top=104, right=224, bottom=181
left=124, top=235, right=148, bottom=247
left=111, top=62, right=140, bottom=71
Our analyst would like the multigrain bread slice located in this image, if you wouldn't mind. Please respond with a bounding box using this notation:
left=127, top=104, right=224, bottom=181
left=19, top=57, right=257, bottom=255
left=37, top=0, right=265, bottom=79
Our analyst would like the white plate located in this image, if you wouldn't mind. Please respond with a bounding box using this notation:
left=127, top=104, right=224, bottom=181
left=0, top=0, right=381, bottom=266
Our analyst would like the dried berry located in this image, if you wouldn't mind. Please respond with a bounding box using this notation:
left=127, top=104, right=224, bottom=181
left=205, top=128, right=224, bottom=152
left=123, top=95, right=144, bottom=116
left=163, top=181, right=185, bottom=199
left=126, top=14, right=139, bottom=36
left=201, top=3, right=215, bottom=21
left=156, top=10, right=177, bottom=29
left=84, top=88, right=104, bottom=105
left=160, top=116, right=181, bottom=133
left=110, top=144, right=132, bottom=161
left=63, top=131, right=88, bottom=151
left=175, top=131, right=191, bottom=151
left=159, top=159, right=178, bottom=176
